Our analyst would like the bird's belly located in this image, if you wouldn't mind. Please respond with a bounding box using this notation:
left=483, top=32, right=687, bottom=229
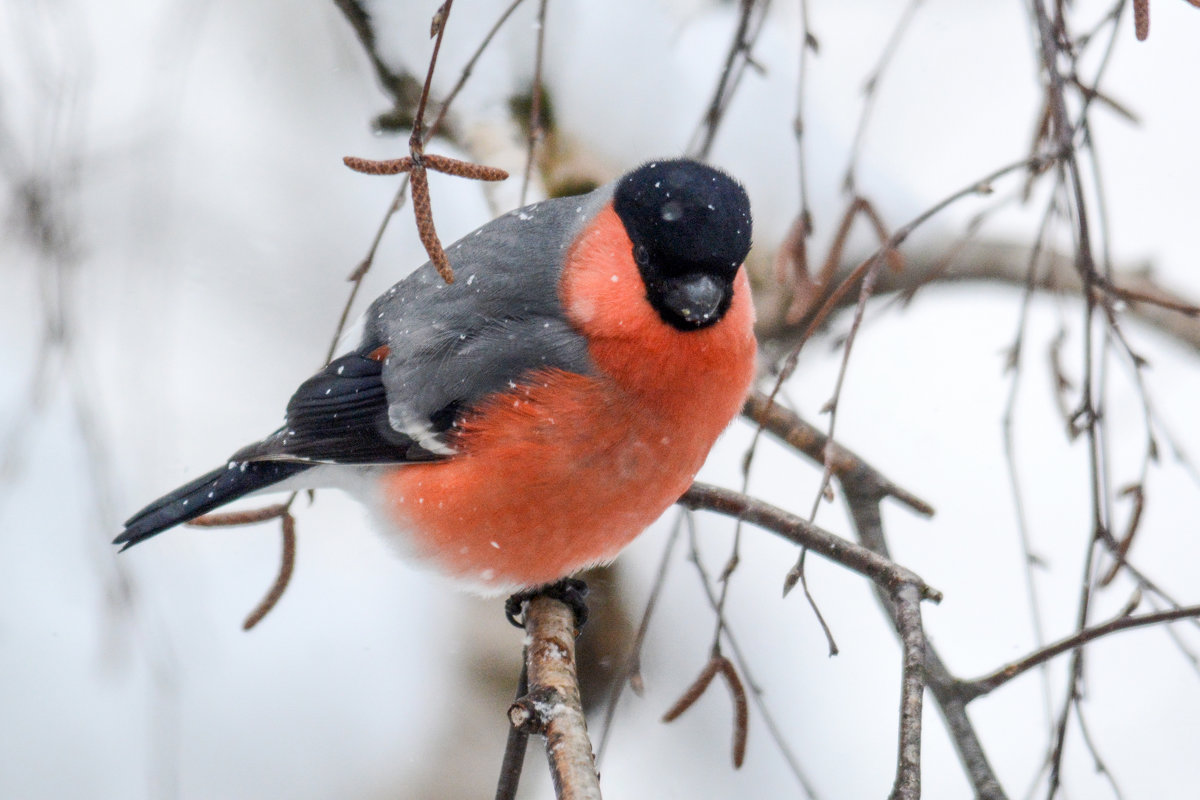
left=377, top=370, right=720, bottom=591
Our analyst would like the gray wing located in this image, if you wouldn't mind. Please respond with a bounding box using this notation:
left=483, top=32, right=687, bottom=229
left=238, top=184, right=613, bottom=465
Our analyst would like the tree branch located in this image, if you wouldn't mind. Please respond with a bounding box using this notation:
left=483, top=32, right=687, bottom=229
left=494, top=660, right=530, bottom=800
left=756, top=238, right=1200, bottom=357
left=331, top=0, right=425, bottom=131
left=742, top=391, right=934, bottom=517
left=508, top=596, right=602, bottom=800
left=838, top=474, right=1008, bottom=800
left=959, top=603, right=1200, bottom=701
left=890, top=583, right=926, bottom=800
left=679, top=483, right=941, bottom=603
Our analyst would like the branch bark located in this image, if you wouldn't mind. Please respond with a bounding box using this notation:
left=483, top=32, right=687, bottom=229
left=756, top=239, right=1200, bottom=355
left=890, top=583, right=926, bottom=800
left=742, top=390, right=934, bottom=517
left=839, top=472, right=1008, bottom=800
left=679, top=483, right=941, bottom=603
left=508, top=596, right=602, bottom=800
left=958, top=603, right=1200, bottom=701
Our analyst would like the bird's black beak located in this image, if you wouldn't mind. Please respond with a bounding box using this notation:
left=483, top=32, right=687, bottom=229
left=659, top=273, right=730, bottom=329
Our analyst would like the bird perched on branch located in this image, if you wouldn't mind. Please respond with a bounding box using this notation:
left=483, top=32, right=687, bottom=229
left=116, top=158, right=757, bottom=594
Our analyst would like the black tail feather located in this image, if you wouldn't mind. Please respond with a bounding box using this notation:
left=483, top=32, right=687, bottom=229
left=115, top=461, right=312, bottom=550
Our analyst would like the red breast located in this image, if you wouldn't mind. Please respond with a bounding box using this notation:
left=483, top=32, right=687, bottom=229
left=381, top=203, right=756, bottom=589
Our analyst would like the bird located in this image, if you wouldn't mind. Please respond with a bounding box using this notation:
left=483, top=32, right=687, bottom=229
left=115, top=158, right=757, bottom=595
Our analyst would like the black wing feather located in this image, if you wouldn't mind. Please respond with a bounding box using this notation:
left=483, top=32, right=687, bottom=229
left=115, top=460, right=311, bottom=550
left=233, top=349, right=445, bottom=465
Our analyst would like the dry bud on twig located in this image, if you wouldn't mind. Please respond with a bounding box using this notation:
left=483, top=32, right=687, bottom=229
left=341, top=151, right=509, bottom=284
left=188, top=502, right=298, bottom=629
left=662, top=653, right=750, bottom=768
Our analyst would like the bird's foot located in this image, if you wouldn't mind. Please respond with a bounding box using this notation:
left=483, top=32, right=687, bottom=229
left=505, top=578, right=589, bottom=632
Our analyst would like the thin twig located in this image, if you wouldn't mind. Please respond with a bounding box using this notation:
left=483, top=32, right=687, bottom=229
left=765, top=153, right=1058, bottom=653
left=681, top=515, right=823, bottom=797
left=597, top=515, right=684, bottom=764
left=1072, top=700, right=1126, bottom=800
left=1000, top=195, right=1062, bottom=740
left=331, top=0, right=423, bottom=122
left=780, top=0, right=816, bottom=308
left=786, top=196, right=902, bottom=324
left=843, top=0, right=924, bottom=193
left=742, top=392, right=933, bottom=516
left=783, top=152, right=1060, bottom=362
left=520, top=0, right=549, bottom=206
left=494, top=658, right=531, bottom=800
left=326, top=0, right=521, bottom=358
left=783, top=546, right=838, bottom=654
left=435, top=0, right=529, bottom=135
left=690, top=0, right=773, bottom=159
left=1026, top=3, right=1120, bottom=794
left=959, top=603, right=1200, bottom=700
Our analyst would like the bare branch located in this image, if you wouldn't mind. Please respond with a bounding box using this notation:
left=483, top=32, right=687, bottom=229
left=331, top=0, right=424, bottom=128
left=758, top=238, right=1200, bottom=356
left=678, top=514, right=823, bottom=796
left=679, top=483, right=941, bottom=603
left=597, top=517, right=684, bottom=763
left=520, top=0, right=549, bottom=206
left=494, top=661, right=530, bottom=800
left=838, top=482, right=1008, bottom=800
left=690, top=0, right=772, bottom=160
left=742, top=391, right=934, bottom=516
left=843, top=0, right=924, bottom=193
left=889, top=584, right=926, bottom=800
left=960, top=603, right=1200, bottom=700
left=508, top=596, right=601, bottom=799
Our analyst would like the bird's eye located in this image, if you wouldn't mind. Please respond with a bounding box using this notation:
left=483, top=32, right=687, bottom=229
left=634, top=244, right=650, bottom=265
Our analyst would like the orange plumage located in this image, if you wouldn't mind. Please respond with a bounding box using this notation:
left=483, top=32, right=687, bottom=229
left=386, top=204, right=756, bottom=589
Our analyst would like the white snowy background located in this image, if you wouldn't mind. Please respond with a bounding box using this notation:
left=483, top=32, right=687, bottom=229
left=1, top=0, right=1198, bottom=798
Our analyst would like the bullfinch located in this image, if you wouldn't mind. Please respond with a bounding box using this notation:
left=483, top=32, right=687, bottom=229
left=116, top=158, right=757, bottom=593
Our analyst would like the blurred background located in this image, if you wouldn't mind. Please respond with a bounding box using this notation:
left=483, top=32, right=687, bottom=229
left=2, top=0, right=1199, bottom=797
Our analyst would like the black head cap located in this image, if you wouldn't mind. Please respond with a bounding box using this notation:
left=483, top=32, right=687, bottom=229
left=613, top=159, right=752, bottom=331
